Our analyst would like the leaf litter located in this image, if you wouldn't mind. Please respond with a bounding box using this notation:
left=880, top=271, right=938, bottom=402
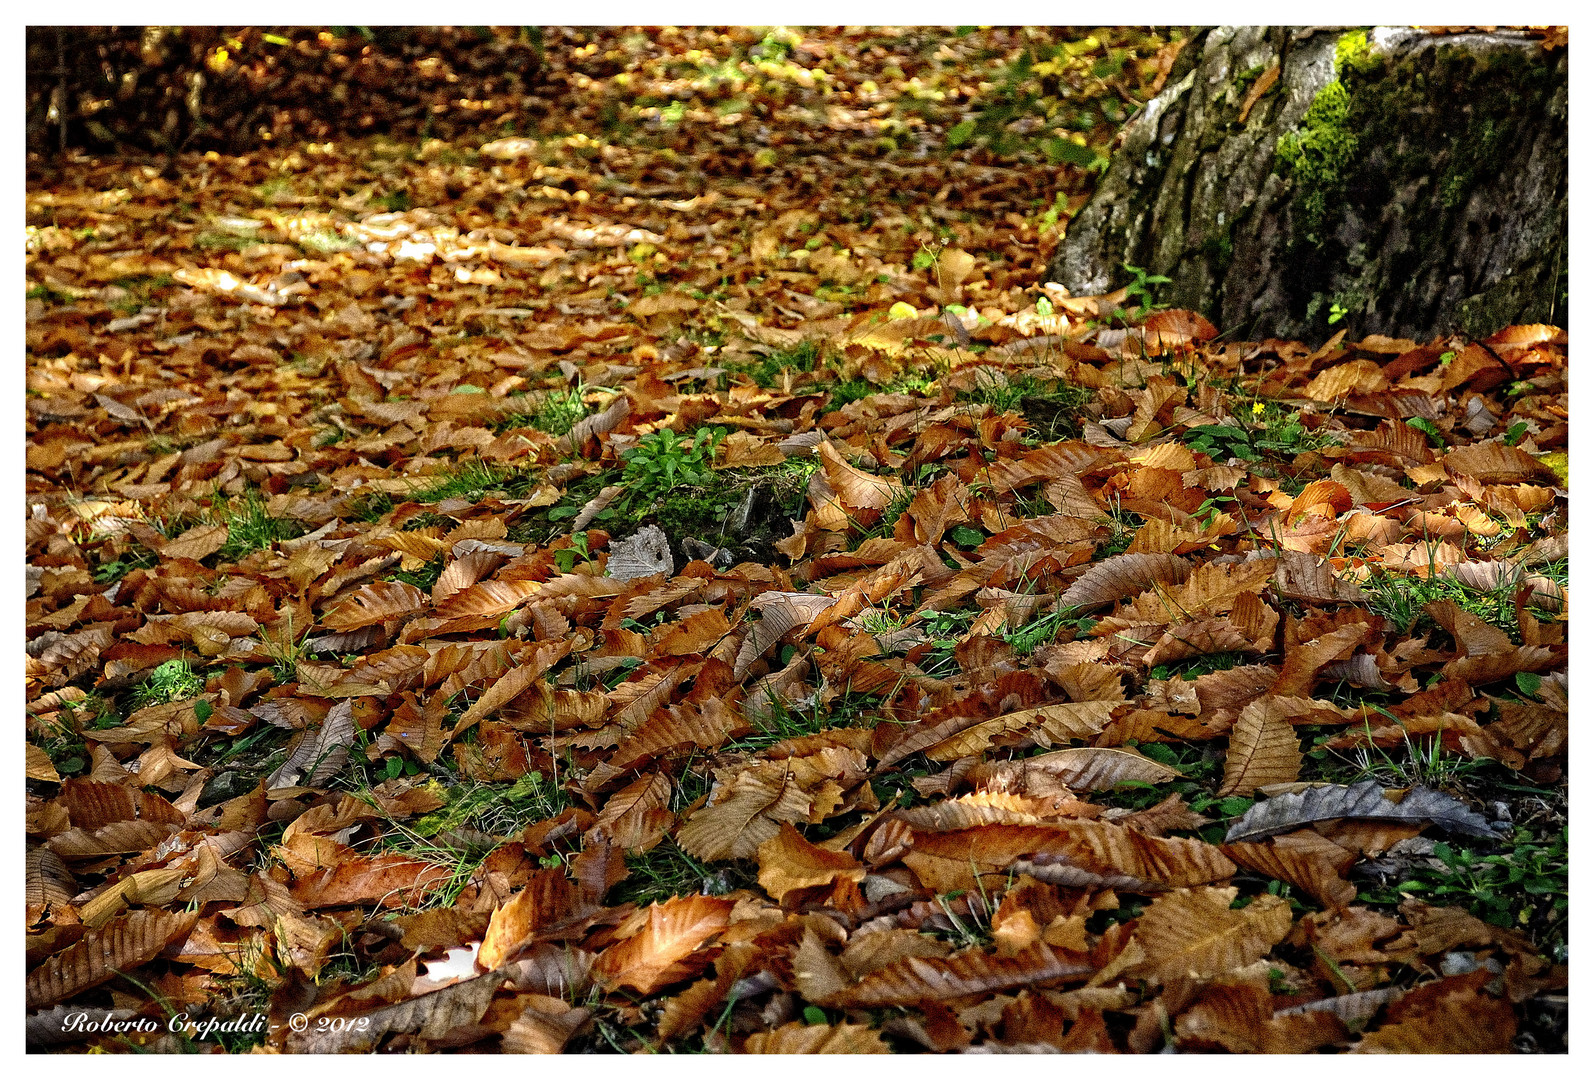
left=25, top=25, right=1568, bottom=1055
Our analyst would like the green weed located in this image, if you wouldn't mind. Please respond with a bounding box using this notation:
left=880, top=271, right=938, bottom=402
left=495, top=386, right=596, bottom=437
left=963, top=370, right=1091, bottom=441
left=618, top=427, right=724, bottom=511
left=210, top=489, right=304, bottom=559
left=1358, top=564, right=1559, bottom=643
left=728, top=341, right=820, bottom=389
left=133, top=659, right=205, bottom=709
left=612, top=839, right=750, bottom=907
left=1359, top=827, right=1568, bottom=961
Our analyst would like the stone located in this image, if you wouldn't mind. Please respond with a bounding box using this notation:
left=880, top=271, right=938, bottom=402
left=1045, top=26, right=1567, bottom=342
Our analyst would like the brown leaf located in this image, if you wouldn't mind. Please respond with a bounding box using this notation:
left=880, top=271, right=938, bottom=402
left=160, top=523, right=229, bottom=560
left=1222, top=831, right=1358, bottom=908
left=591, top=894, right=734, bottom=995
left=479, top=868, right=595, bottom=970
left=878, top=700, right=1115, bottom=767
left=742, top=1021, right=891, bottom=1053
left=26, top=908, right=197, bottom=1009
left=756, top=822, right=866, bottom=902
left=589, top=772, right=674, bottom=851
left=675, top=766, right=813, bottom=861
left=26, top=744, right=60, bottom=782
left=974, top=745, right=1181, bottom=795
left=1056, top=553, right=1192, bottom=610
left=501, top=997, right=591, bottom=1053
left=817, top=440, right=907, bottom=512
left=1219, top=698, right=1304, bottom=796
left=290, top=853, right=453, bottom=909
left=287, top=970, right=503, bottom=1052
left=321, top=579, right=426, bottom=630
left=431, top=577, right=544, bottom=620
left=1126, top=887, right=1293, bottom=984
left=836, top=942, right=1089, bottom=1006
left=1176, top=981, right=1345, bottom=1052
left=1351, top=985, right=1516, bottom=1052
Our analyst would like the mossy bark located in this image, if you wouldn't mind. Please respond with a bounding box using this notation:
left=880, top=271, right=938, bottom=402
left=1045, top=26, right=1567, bottom=342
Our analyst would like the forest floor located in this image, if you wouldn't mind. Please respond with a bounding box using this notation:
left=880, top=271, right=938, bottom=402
left=25, top=27, right=1568, bottom=1054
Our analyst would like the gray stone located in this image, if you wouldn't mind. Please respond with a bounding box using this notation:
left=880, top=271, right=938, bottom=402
left=1046, top=27, right=1566, bottom=342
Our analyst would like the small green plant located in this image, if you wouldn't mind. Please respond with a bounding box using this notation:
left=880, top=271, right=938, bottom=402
left=618, top=427, right=724, bottom=510
left=134, top=659, right=205, bottom=709
left=1122, top=261, right=1171, bottom=317
left=1405, top=417, right=1446, bottom=448
left=1358, top=827, right=1568, bottom=961
left=1328, top=302, right=1349, bottom=324
left=212, top=488, right=303, bottom=559
left=1182, top=401, right=1335, bottom=465
left=731, top=341, right=819, bottom=389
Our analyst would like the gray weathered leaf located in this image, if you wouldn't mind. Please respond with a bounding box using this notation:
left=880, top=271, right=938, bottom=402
left=1273, top=987, right=1402, bottom=1027
left=286, top=968, right=503, bottom=1052
left=607, top=525, right=674, bottom=582
left=267, top=699, right=355, bottom=789
left=1224, top=781, right=1495, bottom=843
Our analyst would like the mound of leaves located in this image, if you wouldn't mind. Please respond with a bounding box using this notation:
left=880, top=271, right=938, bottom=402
left=26, top=26, right=1567, bottom=1055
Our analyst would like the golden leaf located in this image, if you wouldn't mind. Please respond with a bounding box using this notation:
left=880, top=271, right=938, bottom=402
left=756, top=822, right=865, bottom=901
left=1125, top=887, right=1293, bottom=984
left=591, top=894, right=734, bottom=995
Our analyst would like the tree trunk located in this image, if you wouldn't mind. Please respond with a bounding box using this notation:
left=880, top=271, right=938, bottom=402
left=1045, top=26, right=1567, bottom=343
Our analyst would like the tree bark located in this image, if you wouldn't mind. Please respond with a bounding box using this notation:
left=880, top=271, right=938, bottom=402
left=1045, top=26, right=1567, bottom=343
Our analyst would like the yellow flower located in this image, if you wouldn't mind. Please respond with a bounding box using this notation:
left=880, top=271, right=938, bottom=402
left=1251, top=402, right=1266, bottom=417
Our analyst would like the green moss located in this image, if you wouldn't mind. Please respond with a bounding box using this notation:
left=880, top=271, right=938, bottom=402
left=1334, top=29, right=1380, bottom=77
left=1271, top=32, right=1564, bottom=335
left=1275, top=80, right=1359, bottom=245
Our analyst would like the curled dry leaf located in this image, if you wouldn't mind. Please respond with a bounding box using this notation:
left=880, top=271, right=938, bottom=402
left=1224, top=781, right=1496, bottom=843
left=26, top=908, right=197, bottom=1009
left=756, top=822, right=865, bottom=902
left=591, top=894, right=734, bottom=995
